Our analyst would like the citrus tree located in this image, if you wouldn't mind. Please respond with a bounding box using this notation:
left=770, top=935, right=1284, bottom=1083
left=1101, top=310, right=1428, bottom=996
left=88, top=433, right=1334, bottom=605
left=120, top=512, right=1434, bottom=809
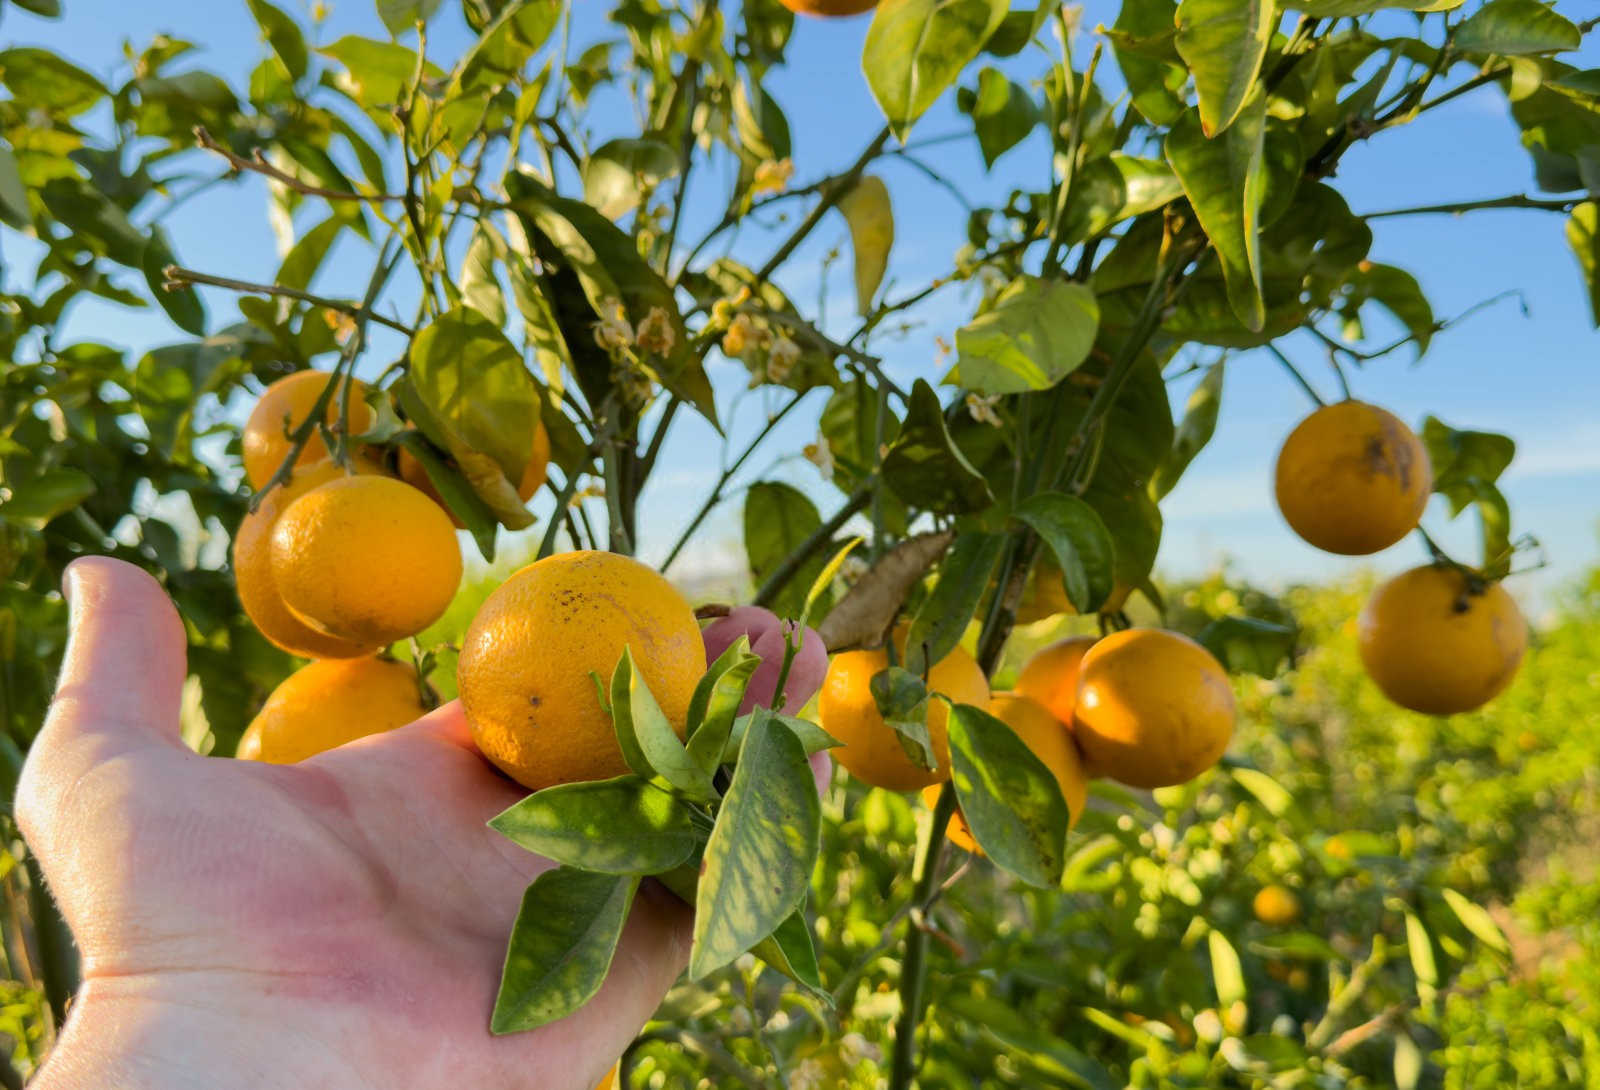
left=2, top=0, right=1597, bottom=1085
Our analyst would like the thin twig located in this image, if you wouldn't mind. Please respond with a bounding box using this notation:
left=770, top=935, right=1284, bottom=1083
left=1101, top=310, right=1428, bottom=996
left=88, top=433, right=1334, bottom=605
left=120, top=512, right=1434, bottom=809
left=1364, top=193, right=1581, bottom=219
left=753, top=125, right=893, bottom=287
left=162, top=266, right=415, bottom=335
left=752, top=483, right=873, bottom=608
left=194, top=126, right=402, bottom=202
left=1265, top=343, right=1326, bottom=407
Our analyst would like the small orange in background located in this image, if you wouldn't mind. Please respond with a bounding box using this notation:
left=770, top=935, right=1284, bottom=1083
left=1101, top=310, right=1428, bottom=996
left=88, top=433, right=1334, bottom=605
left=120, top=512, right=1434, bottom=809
left=593, top=1062, right=619, bottom=1090
left=239, top=656, right=427, bottom=764
left=926, top=692, right=1089, bottom=854
left=1252, top=883, right=1302, bottom=927
left=459, top=551, right=703, bottom=792
left=270, top=475, right=462, bottom=647
left=398, top=416, right=551, bottom=527
left=779, top=0, right=878, bottom=16
left=1358, top=564, right=1527, bottom=715
left=1071, top=628, right=1235, bottom=789
left=233, top=457, right=386, bottom=660
left=820, top=629, right=990, bottom=793
left=1274, top=401, right=1431, bottom=555
left=1015, top=635, right=1097, bottom=724
left=242, top=371, right=374, bottom=490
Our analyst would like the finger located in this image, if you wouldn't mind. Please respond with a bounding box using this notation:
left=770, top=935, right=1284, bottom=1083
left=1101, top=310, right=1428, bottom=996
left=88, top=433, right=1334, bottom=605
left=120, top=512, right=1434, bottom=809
left=388, top=699, right=476, bottom=751
left=16, top=558, right=189, bottom=839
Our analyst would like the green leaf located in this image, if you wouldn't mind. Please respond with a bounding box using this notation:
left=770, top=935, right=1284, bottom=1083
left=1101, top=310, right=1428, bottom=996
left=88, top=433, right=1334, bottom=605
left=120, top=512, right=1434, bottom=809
left=906, top=532, right=1006, bottom=675
left=720, top=712, right=840, bottom=764
left=984, top=2, right=1059, bottom=57
left=1405, top=911, right=1438, bottom=998
left=505, top=171, right=715, bottom=425
left=958, top=67, right=1041, bottom=167
left=0, top=146, right=29, bottom=229
left=377, top=0, right=443, bottom=37
left=320, top=37, right=440, bottom=110
left=11, top=0, right=64, bottom=16
left=1150, top=360, right=1224, bottom=500
left=1166, top=94, right=1268, bottom=331
left=489, top=775, right=700, bottom=875
left=247, top=0, right=309, bottom=80
left=39, top=179, right=146, bottom=268
left=491, top=868, right=637, bottom=1034
left=0, top=48, right=106, bottom=115
left=1394, top=1033, right=1423, bottom=1090
left=733, top=78, right=792, bottom=162
left=0, top=468, right=94, bottom=529
left=275, top=216, right=345, bottom=293
left=460, top=226, right=507, bottom=329
left=1058, top=154, right=1185, bottom=246
left=456, top=0, right=560, bottom=90
left=393, top=430, right=499, bottom=560
left=1440, top=888, right=1511, bottom=954
left=1196, top=616, right=1296, bottom=676
left=1231, top=766, right=1294, bottom=817
left=690, top=711, right=821, bottom=979
left=1456, top=0, right=1580, bottom=56
left=1247, top=932, right=1342, bottom=961
left=1422, top=415, right=1515, bottom=513
left=882, top=379, right=995, bottom=513
left=744, top=482, right=825, bottom=618
left=685, top=637, right=762, bottom=775
left=947, top=703, right=1070, bottom=888
left=1013, top=493, right=1116, bottom=613
left=951, top=276, right=1100, bottom=395
left=945, top=993, right=1118, bottom=1090
left=582, top=138, right=679, bottom=220
left=836, top=175, right=895, bottom=316
left=862, top=0, right=1010, bottom=141
left=408, top=305, right=539, bottom=483
left=1208, top=929, right=1247, bottom=1008
left=143, top=228, right=206, bottom=337
left=1568, top=201, right=1600, bottom=325
left=611, top=648, right=717, bottom=803
left=750, top=905, right=826, bottom=995
left=1110, top=0, right=1187, bottom=126
left=1288, top=0, right=1461, bottom=13
left=1174, top=0, right=1275, bottom=137
left=870, top=666, right=935, bottom=770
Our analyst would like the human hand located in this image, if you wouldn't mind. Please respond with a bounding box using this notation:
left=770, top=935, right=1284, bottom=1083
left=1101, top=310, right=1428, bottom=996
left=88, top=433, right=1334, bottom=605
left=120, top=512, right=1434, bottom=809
left=17, top=557, right=691, bottom=1090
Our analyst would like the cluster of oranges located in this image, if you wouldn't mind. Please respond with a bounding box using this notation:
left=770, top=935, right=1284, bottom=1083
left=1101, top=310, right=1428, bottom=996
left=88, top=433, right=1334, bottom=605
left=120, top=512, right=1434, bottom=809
left=1273, top=401, right=1527, bottom=715
left=231, top=369, right=545, bottom=762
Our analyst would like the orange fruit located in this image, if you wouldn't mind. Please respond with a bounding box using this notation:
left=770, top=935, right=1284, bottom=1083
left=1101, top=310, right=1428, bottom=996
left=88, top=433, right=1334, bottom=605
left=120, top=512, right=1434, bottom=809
left=927, top=692, right=1089, bottom=854
left=1072, top=628, right=1235, bottom=789
left=458, top=551, right=703, bottom=791
left=233, top=457, right=386, bottom=660
left=239, top=656, right=427, bottom=764
left=1252, top=884, right=1302, bottom=927
left=1015, top=636, right=1097, bottom=724
left=820, top=628, right=990, bottom=793
left=1274, top=401, right=1431, bottom=555
left=779, top=0, right=877, bottom=15
left=270, top=476, right=462, bottom=647
left=593, top=1064, right=618, bottom=1090
left=1014, top=554, right=1133, bottom=624
left=1357, top=564, right=1527, bottom=715
left=242, top=371, right=374, bottom=490
left=398, top=417, right=551, bottom=528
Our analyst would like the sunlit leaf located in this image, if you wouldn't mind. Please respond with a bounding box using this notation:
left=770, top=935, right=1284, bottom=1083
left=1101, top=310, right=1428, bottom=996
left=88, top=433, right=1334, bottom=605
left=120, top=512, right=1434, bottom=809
left=247, top=0, right=309, bottom=80
left=1174, top=0, right=1275, bottom=137
left=583, top=137, right=679, bottom=220
left=835, top=175, right=894, bottom=316
left=952, top=276, right=1100, bottom=395
left=957, top=67, right=1041, bottom=167
left=948, top=702, right=1069, bottom=888
left=490, top=775, right=700, bottom=875
left=1440, top=888, right=1511, bottom=954
left=1456, top=0, right=1580, bottom=57
left=1014, top=493, right=1116, bottom=613
left=863, top=0, right=1010, bottom=141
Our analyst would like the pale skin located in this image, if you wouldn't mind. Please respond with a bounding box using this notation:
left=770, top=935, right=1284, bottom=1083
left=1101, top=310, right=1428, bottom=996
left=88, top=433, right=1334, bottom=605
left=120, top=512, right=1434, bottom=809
left=16, top=557, right=692, bottom=1090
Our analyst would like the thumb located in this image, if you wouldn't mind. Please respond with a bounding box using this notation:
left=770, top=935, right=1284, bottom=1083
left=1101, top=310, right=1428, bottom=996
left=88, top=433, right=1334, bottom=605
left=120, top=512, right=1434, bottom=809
left=16, top=557, right=188, bottom=844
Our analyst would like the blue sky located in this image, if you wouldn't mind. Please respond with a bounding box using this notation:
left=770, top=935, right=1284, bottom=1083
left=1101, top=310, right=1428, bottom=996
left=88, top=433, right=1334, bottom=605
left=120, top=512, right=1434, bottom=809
left=13, top=0, right=1600, bottom=615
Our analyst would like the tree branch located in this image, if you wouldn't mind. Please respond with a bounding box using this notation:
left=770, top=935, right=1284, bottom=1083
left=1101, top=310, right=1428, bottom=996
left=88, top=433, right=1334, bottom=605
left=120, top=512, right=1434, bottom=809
left=193, top=126, right=401, bottom=202
left=1363, top=193, right=1582, bottom=219
left=161, top=266, right=415, bottom=335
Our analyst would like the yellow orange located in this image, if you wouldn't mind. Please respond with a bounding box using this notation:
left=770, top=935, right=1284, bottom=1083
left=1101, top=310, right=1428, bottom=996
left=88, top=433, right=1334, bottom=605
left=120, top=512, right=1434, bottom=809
left=242, top=371, right=374, bottom=490
left=1015, top=636, right=1097, bottom=724
left=780, top=0, right=877, bottom=14
left=1252, top=884, right=1302, bottom=927
left=1357, top=564, right=1527, bottom=715
left=1274, top=401, right=1431, bottom=555
left=1072, top=628, right=1235, bottom=789
left=458, top=551, right=703, bottom=791
left=270, top=476, right=462, bottom=647
left=240, top=656, right=426, bottom=764
left=820, top=629, right=990, bottom=793
left=233, top=457, right=385, bottom=660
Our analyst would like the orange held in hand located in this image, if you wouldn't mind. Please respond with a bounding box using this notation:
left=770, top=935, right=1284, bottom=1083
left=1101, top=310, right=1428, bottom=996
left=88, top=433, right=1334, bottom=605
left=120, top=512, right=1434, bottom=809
left=398, top=416, right=552, bottom=528
left=242, top=370, right=374, bottom=490
left=1071, top=628, right=1235, bottom=789
left=233, top=457, right=386, bottom=660
left=458, top=550, right=704, bottom=792
left=1015, top=635, right=1097, bottom=724
left=1358, top=564, right=1527, bottom=715
left=928, top=692, right=1089, bottom=854
left=819, top=628, right=990, bottom=793
left=270, top=475, right=462, bottom=647
left=238, top=656, right=427, bottom=764
left=1274, top=401, right=1431, bottom=555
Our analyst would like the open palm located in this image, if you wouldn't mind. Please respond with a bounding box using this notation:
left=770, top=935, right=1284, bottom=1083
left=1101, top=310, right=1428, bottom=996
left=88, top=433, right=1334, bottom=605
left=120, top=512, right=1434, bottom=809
left=17, top=558, right=689, bottom=1090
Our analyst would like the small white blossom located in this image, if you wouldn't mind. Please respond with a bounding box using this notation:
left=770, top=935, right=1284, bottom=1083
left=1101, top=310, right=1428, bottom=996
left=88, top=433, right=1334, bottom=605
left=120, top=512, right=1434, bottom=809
left=634, top=306, right=676, bottom=356
left=592, top=297, right=633, bottom=352
left=752, top=157, right=794, bottom=195
left=803, top=436, right=835, bottom=480
left=965, top=392, right=1003, bottom=428
left=766, top=334, right=801, bottom=384
left=839, top=1033, right=880, bottom=1066
left=790, top=1059, right=828, bottom=1090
